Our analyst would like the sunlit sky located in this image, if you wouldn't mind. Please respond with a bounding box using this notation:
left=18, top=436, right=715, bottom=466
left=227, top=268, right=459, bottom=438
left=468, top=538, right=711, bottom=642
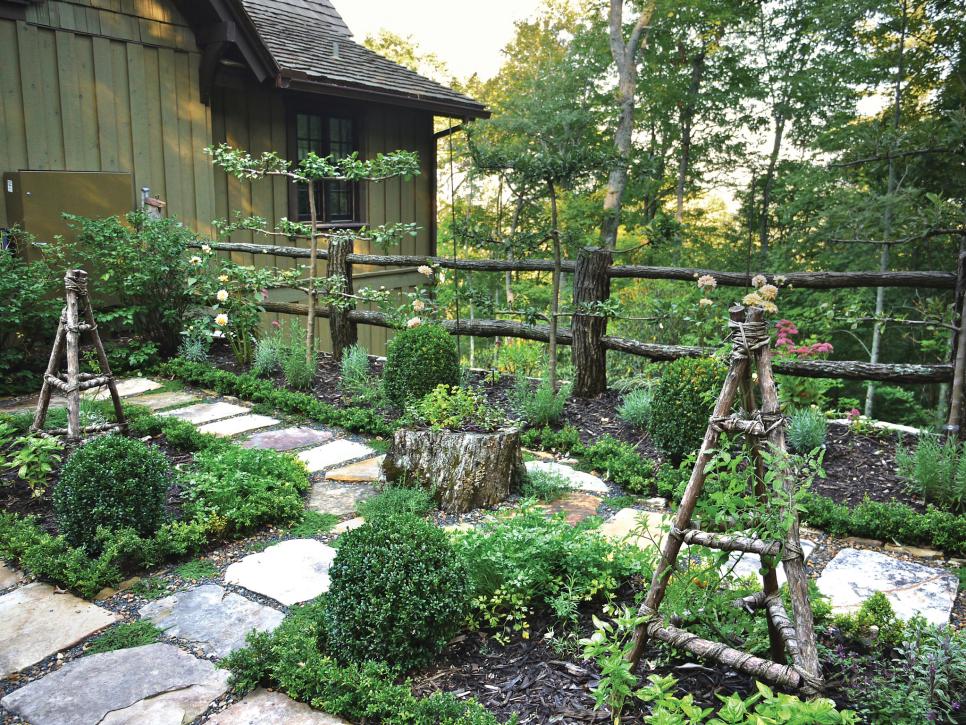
left=333, top=0, right=545, bottom=81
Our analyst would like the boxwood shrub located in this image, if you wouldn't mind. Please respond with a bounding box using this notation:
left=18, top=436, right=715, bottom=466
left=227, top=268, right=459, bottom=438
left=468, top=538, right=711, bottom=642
left=382, top=324, right=459, bottom=408
left=648, top=357, right=725, bottom=462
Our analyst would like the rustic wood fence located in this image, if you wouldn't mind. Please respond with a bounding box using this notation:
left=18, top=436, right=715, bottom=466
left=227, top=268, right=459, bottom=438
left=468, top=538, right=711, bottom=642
left=198, top=240, right=965, bottom=432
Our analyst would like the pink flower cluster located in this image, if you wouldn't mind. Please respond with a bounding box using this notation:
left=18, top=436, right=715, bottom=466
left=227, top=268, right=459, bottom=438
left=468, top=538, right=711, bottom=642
left=774, top=320, right=833, bottom=357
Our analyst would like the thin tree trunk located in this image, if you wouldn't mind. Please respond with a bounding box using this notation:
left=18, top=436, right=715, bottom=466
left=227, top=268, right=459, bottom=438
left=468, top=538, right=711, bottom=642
left=547, top=179, right=562, bottom=391
left=759, top=113, right=786, bottom=257
left=305, top=179, right=319, bottom=364
left=675, top=48, right=708, bottom=222
left=866, top=0, right=907, bottom=417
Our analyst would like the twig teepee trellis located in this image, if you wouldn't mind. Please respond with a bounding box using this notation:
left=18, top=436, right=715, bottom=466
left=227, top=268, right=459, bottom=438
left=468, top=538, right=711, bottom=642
left=626, top=304, right=824, bottom=695
left=31, top=269, right=126, bottom=442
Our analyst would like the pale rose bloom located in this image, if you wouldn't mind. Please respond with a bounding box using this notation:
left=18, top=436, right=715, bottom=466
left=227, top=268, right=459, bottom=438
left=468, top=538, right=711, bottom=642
left=417, top=265, right=434, bottom=277
left=215, top=313, right=229, bottom=327
left=698, top=298, right=713, bottom=307
left=216, top=289, right=229, bottom=302
left=190, top=256, right=202, bottom=266
left=406, top=317, right=422, bottom=328
left=774, top=275, right=787, bottom=285
left=759, top=284, right=778, bottom=301
left=697, top=274, right=717, bottom=291
left=218, top=274, right=230, bottom=283
left=742, top=292, right=764, bottom=307
left=762, top=301, right=778, bottom=314
left=412, top=298, right=426, bottom=312
left=751, top=274, right=767, bottom=289
left=201, top=244, right=212, bottom=254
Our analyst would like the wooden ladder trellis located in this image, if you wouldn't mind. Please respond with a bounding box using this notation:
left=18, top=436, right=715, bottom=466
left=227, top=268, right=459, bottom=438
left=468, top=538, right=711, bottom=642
left=626, top=304, right=824, bottom=695
left=31, top=269, right=126, bottom=443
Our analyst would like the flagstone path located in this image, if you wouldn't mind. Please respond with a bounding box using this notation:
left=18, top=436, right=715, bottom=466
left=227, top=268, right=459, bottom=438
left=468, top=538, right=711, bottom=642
left=1, top=376, right=961, bottom=724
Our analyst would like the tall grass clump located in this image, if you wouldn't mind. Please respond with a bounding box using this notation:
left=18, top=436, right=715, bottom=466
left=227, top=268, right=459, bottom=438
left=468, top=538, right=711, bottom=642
left=897, top=435, right=966, bottom=514
left=787, top=407, right=828, bottom=452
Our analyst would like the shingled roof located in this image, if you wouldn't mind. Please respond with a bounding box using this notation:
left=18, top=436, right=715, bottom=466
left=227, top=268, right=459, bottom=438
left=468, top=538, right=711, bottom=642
left=236, top=0, right=488, bottom=117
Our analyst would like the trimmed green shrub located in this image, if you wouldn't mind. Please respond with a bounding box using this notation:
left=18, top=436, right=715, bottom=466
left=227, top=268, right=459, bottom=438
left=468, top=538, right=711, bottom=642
left=54, top=435, right=171, bottom=551
left=325, top=514, right=468, bottom=670
left=787, top=406, right=828, bottom=453
left=617, top=387, right=652, bottom=430
left=383, top=324, right=459, bottom=408
left=647, top=357, right=725, bottom=462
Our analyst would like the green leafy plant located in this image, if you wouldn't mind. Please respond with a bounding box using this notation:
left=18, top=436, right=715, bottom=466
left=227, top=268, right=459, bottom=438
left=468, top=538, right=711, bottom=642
left=786, top=406, right=828, bottom=453
left=520, top=468, right=570, bottom=502
left=85, top=621, right=163, bottom=655
left=339, top=343, right=382, bottom=404
left=383, top=323, right=459, bottom=408
left=356, top=486, right=435, bottom=521
left=175, top=559, right=219, bottom=580
left=325, top=514, right=468, bottom=671
left=289, top=511, right=339, bottom=537
left=0, top=247, right=57, bottom=394
left=54, top=435, right=171, bottom=552
left=280, top=322, right=316, bottom=390
left=832, top=591, right=905, bottom=648
left=251, top=326, right=283, bottom=377
left=409, top=384, right=507, bottom=432
left=132, top=576, right=170, bottom=600
left=6, top=435, right=63, bottom=497
left=648, top=357, right=725, bottom=462
left=580, top=603, right=649, bottom=722
left=510, top=374, right=570, bottom=427
left=617, top=387, right=653, bottom=430
left=896, top=435, right=966, bottom=514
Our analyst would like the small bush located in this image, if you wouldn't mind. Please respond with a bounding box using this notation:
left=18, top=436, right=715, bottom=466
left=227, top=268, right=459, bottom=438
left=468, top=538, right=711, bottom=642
left=410, top=384, right=506, bottom=432
left=86, top=621, right=162, bottom=655
left=251, top=332, right=282, bottom=377
left=520, top=468, right=570, bottom=502
left=832, top=591, right=905, bottom=648
left=787, top=406, right=828, bottom=452
left=896, top=435, right=966, bottom=514
left=383, top=324, right=459, bottom=408
left=356, top=486, right=435, bottom=521
left=340, top=344, right=381, bottom=403
left=325, top=514, right=468, bottom=670
left=617, top=387, right=652, bottom=430
left=648, top=357, right=725, bottom=462
left=54, top=435, right=171, bottom=552
left=510, top=375, right=569, bottom=427
left=281, top=328, right=316, bottom=390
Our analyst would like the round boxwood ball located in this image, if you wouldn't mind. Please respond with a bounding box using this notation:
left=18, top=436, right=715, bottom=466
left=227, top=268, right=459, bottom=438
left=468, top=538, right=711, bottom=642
left=383, top=323, right=459, bottom=408
left=647, top=357, right=726, bottom=463
left=324, top=514, right=468, bottom=671
left=54, top=434, right=171, bottom=551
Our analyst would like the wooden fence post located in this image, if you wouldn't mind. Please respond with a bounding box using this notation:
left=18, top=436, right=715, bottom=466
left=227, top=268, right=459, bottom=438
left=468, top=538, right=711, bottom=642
left=327, top=237, right=357, bottom=360
left=946, top=249, right=966, bottom=438
left=572, top=246, right=612, bottom=397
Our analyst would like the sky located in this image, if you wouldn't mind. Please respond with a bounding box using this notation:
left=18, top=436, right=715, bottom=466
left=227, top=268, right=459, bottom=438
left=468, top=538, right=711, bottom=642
left=333, top=0, right=545, bottom=80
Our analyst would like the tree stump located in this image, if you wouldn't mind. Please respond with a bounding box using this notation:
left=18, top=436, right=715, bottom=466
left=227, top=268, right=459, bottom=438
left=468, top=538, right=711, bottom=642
left=382, top=428, right=525, bottom=513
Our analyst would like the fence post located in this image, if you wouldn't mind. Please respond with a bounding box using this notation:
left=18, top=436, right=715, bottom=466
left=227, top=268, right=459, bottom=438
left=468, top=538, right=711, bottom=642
left=946, top=250, right=966, bottom=438
left=572, top=246, right=612, bottom=397
left=327, top=236, right=357, bottom=360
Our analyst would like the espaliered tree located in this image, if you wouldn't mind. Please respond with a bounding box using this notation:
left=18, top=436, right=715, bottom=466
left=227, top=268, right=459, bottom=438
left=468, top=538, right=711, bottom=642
left=207, top=144, right=420, bottom=362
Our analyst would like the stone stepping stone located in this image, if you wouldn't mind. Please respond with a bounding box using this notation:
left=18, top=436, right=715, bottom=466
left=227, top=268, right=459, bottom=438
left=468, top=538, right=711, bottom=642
left=331, top=517, right=366, bottom=535
left=1, top=642, right=228, bottom=725
left=0, top=561, right=23, bottom=589
left=525, top=460, right=609, bottom=494
left=206, top=688, right=349, bottom=724
left=84, top=376, right=163, bottom=400
left=160, top=401, right=250, bottom=425
left=139, top=584, right=284, bottom=658
left=308, top=481, right=377, bottom=517
left=0, top=582, right=118, bottom=677
left=225, top=539, right=336, bottom=606
left=126, top=390, right=200, bottom=411
left=0, top=394, right=66, bottom=414
left=243, top=426, right=334, bottom=451
left=817, top=547, right=958, bottom=625
left=539, top=492, right=603, bottom=525
left=722, top=540, right=816, bottom=587
left=600, top=508, right=669, bottom=550
left=198, top=413, right=280, bottom=438
left=298, top=439, right=376, bottom=473
left=325, top=455, right=386, bottom=482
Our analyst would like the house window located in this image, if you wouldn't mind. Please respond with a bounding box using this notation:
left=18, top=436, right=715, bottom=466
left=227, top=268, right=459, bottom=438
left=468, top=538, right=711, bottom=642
left=294, top=113, right=358, bottom=223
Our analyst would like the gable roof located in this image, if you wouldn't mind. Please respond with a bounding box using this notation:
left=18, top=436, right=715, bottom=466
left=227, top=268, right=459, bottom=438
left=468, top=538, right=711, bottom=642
left=236, top=0, right=488, bottom=118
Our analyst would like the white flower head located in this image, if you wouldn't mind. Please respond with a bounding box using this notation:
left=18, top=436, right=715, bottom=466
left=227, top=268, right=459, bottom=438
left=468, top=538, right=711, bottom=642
left=216, top=289, right=229, bottom=302
left=417, top=265, right=434, bottom=277
left=214, top=313, right=229, bottom=327
left=406, top=317, right=422, bottom=329
left=762, top=301, right=779, bottom=314
left=412, top=298, right=426, bottom=312
left=697, top=274, right=717, bottom=291
left=752, top=274, right=767, bottom=289
left=190, top=256, right=202, bottom=266
left=743, top=292, right=764, bottom=307
left=218, top=274, right=229, bottom=283
left=759, top=284, right=778, bottom=301
left=201, top=244, right=212, bottom=254
left=698, top=297, right=713, bottom=307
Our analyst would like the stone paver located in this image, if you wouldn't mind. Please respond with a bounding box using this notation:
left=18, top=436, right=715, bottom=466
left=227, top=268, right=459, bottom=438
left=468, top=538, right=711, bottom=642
left=599, top=508, right=669, bottom=550
left=817, top=547, right=958, bottom=625
left=308, top=481, right=377, bottom=517
left=139, top=584, right=284, bottom=658
left=160, top=401, right=250, bottom=425
left=298, top=439, right=376, bottom=473
left=525, top=460, right=609, bottom=494
left=539, top=492, right=603, bottom=525
left=243, top=426, right=334, bottom=451
left=126, top=390, right=200, bottom=411
left=84, top=377, right=163, bottom=400
left=198, top=413, right=280, bottom=438
left=331, top=517, right=366, bottom=535
left=722, top=540, right=816, bottom=587
left=0, top=561, right=22, bottom=589
left=0, top=394, right=66, bottom=414
left=225, top=539, right=337, bottom=606
left=325, top=455, right=386, bottom=482
left=206, top=688, right=349, bottom=724
left=1, top=643, right=228, bottom=725
left=0, top=583, right=118, bottom=677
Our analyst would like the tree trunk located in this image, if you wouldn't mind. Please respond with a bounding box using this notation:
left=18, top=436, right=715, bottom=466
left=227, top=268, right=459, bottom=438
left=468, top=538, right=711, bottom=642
left=572, top=247, right=612, bottom=397
left=327, top=235, right=357, bottom=361
left=675, top=48, right=708, bottom=222
left=547, top=179, right=562, bottom=391
left=383, top=428, right=525, bottom=514
left=759, top=112, right=786, bottom=257
left=305, top=179, right=319, bottom=363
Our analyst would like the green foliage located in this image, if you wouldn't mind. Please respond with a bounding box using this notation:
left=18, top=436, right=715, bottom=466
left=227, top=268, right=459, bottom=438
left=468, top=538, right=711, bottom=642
left=409, top=384, right=506, bottom=431
left=832, top=592, right=905, bottom=648
left=896, top=435, right=966, bottom=514
left=54, top=435, right=171, bottom=552
left=383, top=324, right=459, bottom=408
left=5, top=435, right=63, bottom=497
left=182, top=447, right=309, bottom=535
left=648, top=358, right=725, bottom=462
left=578, top=436, right=657, bottom=495
left=279, top=322, right=315, bottom=390
left=132, top=577, right=169, bottom=600
left=356, top=486, right=435, bottom=521
left=452, top=503, right=653, bottom=642
left=325, top=515, right=468, bottom=671
left=786, top=406, right=828, bottom=453
left=289, top=511, right=339, bottom=538
left=0, top=248, right=57, bottom=393
left=580, top=604, right=648, bottom=720
left=85, top=621, right=163, bottom=655
left=174, top=559, right=219, bottom=580
left=339, top=344, right=382, bottom=404
left=251, top=330, right=283, bottom=377
left=520, top=424, right=582, bottom=454
left=520, top=468, right=570, bottom=502
left=617, top=387, right=653, bottom=430
left=159, top=359, right=395, bottom=437
left=510, top=375, right=570, bottom=427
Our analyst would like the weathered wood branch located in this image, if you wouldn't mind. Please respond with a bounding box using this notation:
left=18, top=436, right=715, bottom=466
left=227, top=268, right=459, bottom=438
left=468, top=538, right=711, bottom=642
left=677, top=529, right=783, bottom=557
